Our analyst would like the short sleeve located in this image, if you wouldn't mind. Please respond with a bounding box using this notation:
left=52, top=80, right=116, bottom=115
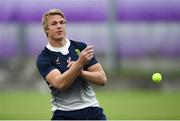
left=84, top=55, right=98, bottom=69
left=79, top=42, right=98, bottom=69
left=36, top=55, right=56, bottom=79
left=71, top=40, right=99, bottom=70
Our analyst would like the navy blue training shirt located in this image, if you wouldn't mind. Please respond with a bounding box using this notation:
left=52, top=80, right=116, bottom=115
left=36, top=39, right=100, bottom=111
left=36, top=40, right=98, bottom=80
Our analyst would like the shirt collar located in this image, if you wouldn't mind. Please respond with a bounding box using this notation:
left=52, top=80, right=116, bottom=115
left=46, top=38, right=70, bottom=55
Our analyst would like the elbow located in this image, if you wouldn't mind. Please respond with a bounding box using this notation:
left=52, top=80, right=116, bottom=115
left=58, top=83, right=69, bottom=91
left=97, top=72, right=107, bottom=86
left=53, top=81, right=69, bottom=92
left=47, top=75, right=70, bottom=91
left=59, top=87, right=68, bottom=92
left=100, top=76, right=107, bottom=86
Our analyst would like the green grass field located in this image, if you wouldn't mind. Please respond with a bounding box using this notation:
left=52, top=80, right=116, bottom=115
left=0, top=89, right=180, bottom=120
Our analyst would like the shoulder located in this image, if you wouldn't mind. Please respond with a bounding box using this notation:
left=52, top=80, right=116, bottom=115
left=36, top=48, right=52, bottom=65
left=70, top=39, right=87, bottom=50
left=37, top=48, right=50, bottom=60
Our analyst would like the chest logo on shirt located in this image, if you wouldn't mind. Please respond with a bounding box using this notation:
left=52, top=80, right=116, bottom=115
left=55, top=57, right=61, bottom=65
left=67, top=57, right=71, bottom=64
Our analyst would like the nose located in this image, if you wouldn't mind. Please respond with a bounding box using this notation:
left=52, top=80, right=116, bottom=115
left=57, top=23, right=62, bottom=28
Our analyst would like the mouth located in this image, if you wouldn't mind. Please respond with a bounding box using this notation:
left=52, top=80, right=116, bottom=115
left=56, top=30, right=63, bottom=35
left=56, top=31, right=64, bottom=35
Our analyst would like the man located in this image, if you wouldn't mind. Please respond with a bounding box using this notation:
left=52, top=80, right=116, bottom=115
left=36, top=8, right=107, bottom=120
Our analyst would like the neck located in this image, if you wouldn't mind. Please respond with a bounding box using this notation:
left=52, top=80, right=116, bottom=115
left=48, top=38, right=66, bottom=47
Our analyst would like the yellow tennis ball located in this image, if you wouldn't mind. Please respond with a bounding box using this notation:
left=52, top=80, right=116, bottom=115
left=152, top=73, right=162, bottom=83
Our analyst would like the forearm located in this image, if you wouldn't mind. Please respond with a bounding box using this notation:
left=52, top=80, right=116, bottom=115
left=81, top=70, right=107, bottom=86
left=56, top=61, right=83, bottom=90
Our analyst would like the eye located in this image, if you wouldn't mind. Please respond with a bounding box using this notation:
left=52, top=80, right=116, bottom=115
left=59, top=20, right=66, bottom=25
left=51, top=21, right=57, bottom=25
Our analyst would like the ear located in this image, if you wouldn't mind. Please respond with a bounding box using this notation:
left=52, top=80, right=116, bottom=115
left=44, top=28, right=49, bottom=37
left=45, top=28, right=49, bottom=35
left=45, top=28, right=49, bottom=33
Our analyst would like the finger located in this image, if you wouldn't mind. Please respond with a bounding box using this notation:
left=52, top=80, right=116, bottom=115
left=82, top=45, right=94, bottom=52
left=84, top=51, right=93, bottom=58
left=82, top=48, right=94, bottom=56
left=86, top=53, right=94, bottom=60
left=67, top=61, right=73, bottom=68
left=86, top=49, right=94, bottom=54
left=80, top=47, right=94, bottom=57
left=87, top=45, right=94, bottom=50
left=88, top=54, right=94, bottom=60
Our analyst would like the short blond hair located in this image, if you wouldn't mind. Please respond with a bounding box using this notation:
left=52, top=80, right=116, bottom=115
left=42, top=9, right=66, bottom=37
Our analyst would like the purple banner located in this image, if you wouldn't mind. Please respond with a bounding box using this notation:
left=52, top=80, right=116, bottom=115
left=1, top=0, right=180, bottom=22
left=118, top=0, right=180, bottom=22
left=0, top=0, right=107, bottom=22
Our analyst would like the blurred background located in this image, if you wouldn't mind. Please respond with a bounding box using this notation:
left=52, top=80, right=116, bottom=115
left=0, top=0, right=180, bottom=120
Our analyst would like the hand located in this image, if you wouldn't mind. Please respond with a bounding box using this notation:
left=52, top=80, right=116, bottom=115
left=79, top=69, right=84, bottom=77
left=67, top=61, right=84, bottom=76
left=67, top=61, right=75, bottom=68
left=77, top=45, right=94, bottom=66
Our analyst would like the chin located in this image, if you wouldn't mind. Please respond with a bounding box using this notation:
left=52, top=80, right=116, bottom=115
left=54, top=36, right=65, bottom=41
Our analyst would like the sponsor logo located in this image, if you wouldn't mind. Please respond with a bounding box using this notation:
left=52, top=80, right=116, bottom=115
left=75, top=49, right=80, bottom=55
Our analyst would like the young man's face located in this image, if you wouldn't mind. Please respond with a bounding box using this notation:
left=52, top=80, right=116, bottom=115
left=46, top=14, right=66, bottom=41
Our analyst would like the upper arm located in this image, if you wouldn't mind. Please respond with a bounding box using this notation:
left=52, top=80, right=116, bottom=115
left=87, top=63, right=104, bottom=72
left=86, top=63, right=107, bottom=86
left=45, top=69, right=62, bottom=87
left=36, top=55, right=59, bottom=85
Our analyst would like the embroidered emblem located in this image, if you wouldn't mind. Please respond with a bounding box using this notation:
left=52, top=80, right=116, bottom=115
left=55, top=57, right=61, bottom=64
left=75, top=49, right=80, bottom=55
left=67, top=57, right=71, bottom=64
